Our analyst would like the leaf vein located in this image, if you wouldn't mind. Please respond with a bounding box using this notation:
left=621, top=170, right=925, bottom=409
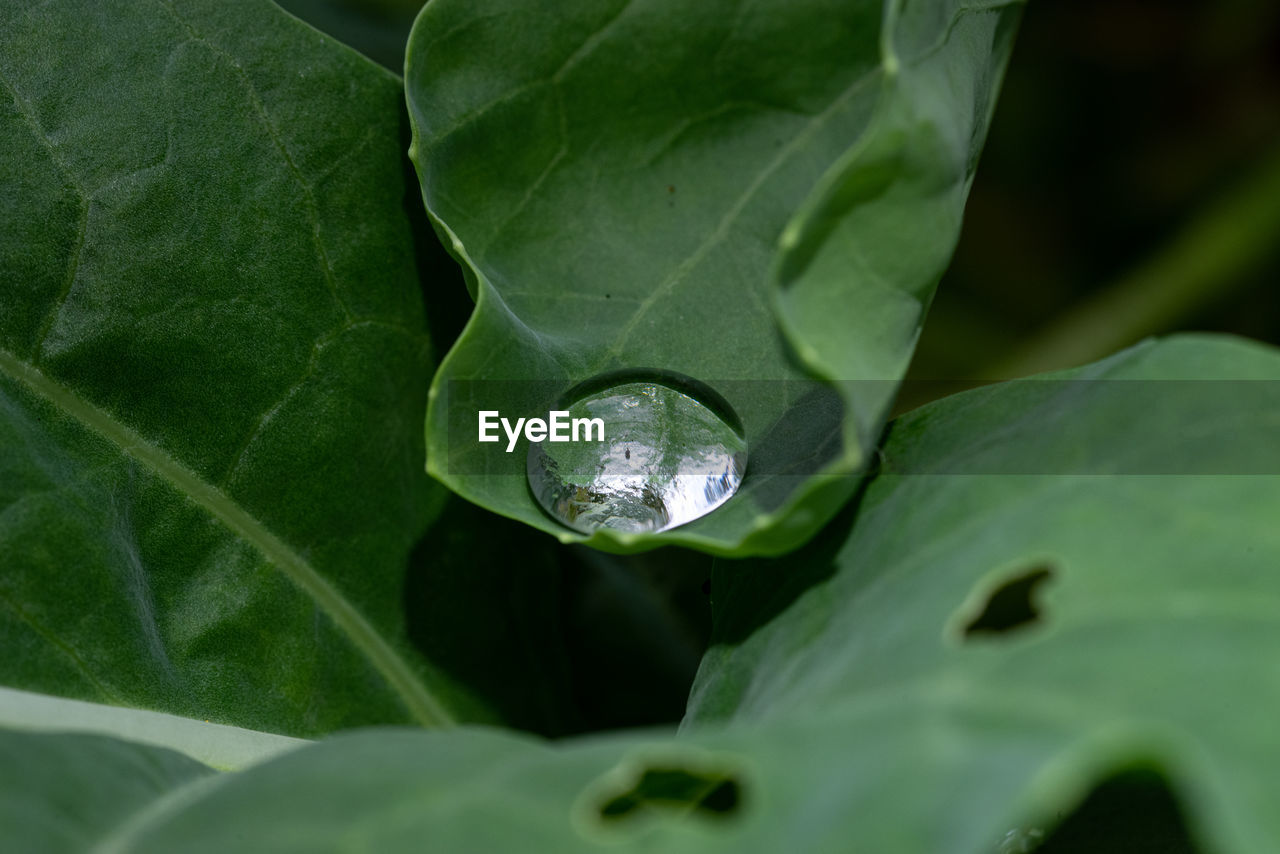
left=0, top=583, right=120, bottom=703
left=154, top=0, right=353, bottom=322
left=218, top=319, right=417, bottom=487
left=0, top=65, right=93, bottom=363
left=476, top=91, right=569, bottom=263
left=31, top=198, right=90, bottom=364
left=87, top=771, right=232, bottom=854
left=605, top=67, right=883, bottom=360
left=424, top=0, right=634, bottom=149
left=549, top=0, right=634, bottom=85
left=0, top=347, right=454, bottom=728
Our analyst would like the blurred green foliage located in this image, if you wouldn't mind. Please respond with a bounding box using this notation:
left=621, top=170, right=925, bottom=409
left=915, top=0, right=1280, bottom=383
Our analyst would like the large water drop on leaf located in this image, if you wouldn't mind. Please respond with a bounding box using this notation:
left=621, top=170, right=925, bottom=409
left=527, top=375, right=747, bottom=534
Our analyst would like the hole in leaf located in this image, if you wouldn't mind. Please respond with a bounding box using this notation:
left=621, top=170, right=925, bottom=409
left=598, top=767, right=742, bottom=821
left=963, top=565, right=1053, bottom=638
left=1025, top=768, right=1203, bottom=853
left=575, top=750, right=748, bottom=841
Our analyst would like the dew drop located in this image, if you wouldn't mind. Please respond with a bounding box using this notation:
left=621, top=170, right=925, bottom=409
left=527, top=373, right=747, bottom=534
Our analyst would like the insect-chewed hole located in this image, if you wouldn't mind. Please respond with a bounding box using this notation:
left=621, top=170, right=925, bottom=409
left=574, top=750, right=748, bottom=841
left=961, top=565, right=1054, bottom=639
left=1018, top=767, right=1203, bottom=853
left=598, top=767, right=742, bottom=820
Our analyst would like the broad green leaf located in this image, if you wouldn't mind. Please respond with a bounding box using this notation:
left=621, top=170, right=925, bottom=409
left=405, top=0, right=1022, bottom=556
left=9, top=723, right=1018, bottom=854
left=0, top=714, right=1212, bottom=852
left=685, top=334, right=1280, bottom=852
left=0, top=0, right=451, bottom=734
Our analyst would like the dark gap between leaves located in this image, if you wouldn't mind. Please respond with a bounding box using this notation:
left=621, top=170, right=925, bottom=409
left=963, top=565, right=1054, bottom=638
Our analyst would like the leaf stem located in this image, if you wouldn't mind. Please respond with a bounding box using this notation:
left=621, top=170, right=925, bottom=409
left=987, top=144, right=1280, bottom=379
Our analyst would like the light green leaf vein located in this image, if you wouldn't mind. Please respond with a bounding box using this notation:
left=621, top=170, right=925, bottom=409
left=88, top=773, right=233, bottom=854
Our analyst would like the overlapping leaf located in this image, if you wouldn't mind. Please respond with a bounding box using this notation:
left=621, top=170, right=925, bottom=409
left=0, top=729, right=215, bottom=854
left=406, top=0, right=1023, bottom=555
left=687, top=334, right=1280, bottom=851
left=0, top=686, right=304, bottom=770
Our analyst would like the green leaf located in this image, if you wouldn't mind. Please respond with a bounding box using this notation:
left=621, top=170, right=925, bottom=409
left=13, top=334, right=1277, bottom=853
left=0, top=728, right=215, bottom=854
left=0, top=723, right=946, bottom=853
left=0, top=0, right=451, bottom=734
left=405, top=0, right=1023, bottom=556
left=685, top=334, right=1280, bottom=851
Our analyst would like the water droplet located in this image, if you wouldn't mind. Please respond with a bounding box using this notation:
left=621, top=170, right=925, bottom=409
left=527, top=373, right=747, bottom=534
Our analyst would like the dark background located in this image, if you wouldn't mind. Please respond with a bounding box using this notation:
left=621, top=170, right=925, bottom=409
left=282, top=1, right=1279, bottom=849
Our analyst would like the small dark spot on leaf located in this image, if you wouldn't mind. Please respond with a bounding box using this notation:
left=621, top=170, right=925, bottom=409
left=667, top=184, right=675, bottom=193
left=701, top=578, right=711, bottom=596
left=963, top=566, right=1053, bottom=638
left=604, top=293, right=611, bottom=299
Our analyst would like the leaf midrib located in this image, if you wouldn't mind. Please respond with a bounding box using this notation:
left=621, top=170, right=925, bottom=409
left=0, top=347, right=454, bottom=728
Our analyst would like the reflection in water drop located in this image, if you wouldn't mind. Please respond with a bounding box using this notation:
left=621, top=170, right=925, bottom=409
left=527, top=378, right=747, bottom=534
